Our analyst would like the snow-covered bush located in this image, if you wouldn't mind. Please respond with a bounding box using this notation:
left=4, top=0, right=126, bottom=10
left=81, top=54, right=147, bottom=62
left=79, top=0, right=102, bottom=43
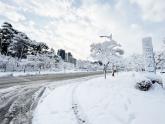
left=145, top=73, right=163, bottom=87
left=135, top=79, right=152, bottom=91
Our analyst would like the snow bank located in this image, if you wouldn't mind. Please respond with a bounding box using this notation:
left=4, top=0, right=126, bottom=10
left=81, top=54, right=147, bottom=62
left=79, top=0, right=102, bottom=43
left=33, top=72, right=165, bottom=124
left=0, top=70, right=91, bottom=78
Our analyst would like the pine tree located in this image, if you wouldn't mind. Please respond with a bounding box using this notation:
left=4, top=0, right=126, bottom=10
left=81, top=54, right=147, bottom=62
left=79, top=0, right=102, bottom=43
left=0, top=22, right=14, bottom=55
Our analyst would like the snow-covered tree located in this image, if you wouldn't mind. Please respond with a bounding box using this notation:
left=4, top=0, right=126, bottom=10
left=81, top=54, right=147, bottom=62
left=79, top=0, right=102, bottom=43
left=155, top=39, right=165, bottom=72
left=32, top=42, right=49, bottom=54
left=8, top=32, right=30, bottom=59
left=0, top=22, right=49, bottom=58
left=0, top=22, right=14, bottom=55
left=76, top=60, right=102, bottom=71
left=90, top=35, right=124, bottom=78
left=124, top=54, right=144, bottom=72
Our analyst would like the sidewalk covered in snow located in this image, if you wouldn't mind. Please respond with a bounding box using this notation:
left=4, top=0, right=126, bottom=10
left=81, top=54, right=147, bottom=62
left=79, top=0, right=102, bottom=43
left=33, top=72, right=165, bottom=124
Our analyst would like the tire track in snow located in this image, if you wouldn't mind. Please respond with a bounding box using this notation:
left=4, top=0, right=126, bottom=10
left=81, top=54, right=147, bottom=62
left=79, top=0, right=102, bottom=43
left=0, top=85, right=46, bottom=124
left=71, top=83, right=90, bottom=124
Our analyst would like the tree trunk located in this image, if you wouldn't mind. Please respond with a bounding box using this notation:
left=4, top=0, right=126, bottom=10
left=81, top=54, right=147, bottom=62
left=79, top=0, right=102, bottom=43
left=112, top=70, right=114, bottom=77
left=24, top=65, right=26, bottom=73
left=104, top=70, right=107, bottom=79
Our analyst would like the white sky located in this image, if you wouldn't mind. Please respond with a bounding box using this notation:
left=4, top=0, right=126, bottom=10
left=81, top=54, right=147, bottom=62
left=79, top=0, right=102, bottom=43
left=0, top=0, right=165, bottom=59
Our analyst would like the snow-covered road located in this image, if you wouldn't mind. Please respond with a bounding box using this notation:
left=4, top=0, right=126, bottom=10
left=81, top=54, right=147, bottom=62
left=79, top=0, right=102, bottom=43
left=33, top=72, right=165, bottom=124
left=0, top=73, right=102, bottom=124
left=0, top=84, right=46, bottom=124
left=0, top=71, right=103, bottom=89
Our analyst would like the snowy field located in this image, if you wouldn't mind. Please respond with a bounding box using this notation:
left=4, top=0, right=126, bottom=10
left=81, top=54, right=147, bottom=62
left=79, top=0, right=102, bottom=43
left=33, top=72, right=165, bottom=124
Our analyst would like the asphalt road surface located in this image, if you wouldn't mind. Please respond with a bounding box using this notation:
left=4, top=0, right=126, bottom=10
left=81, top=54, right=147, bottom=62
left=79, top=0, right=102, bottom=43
left=0, top=71, right=104, bottom=124
left=0, top=71, right=104, bottom=89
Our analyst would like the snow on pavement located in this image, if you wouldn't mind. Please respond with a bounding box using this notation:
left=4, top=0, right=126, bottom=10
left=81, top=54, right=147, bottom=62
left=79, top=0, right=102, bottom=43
left=33, top=72, right=165, bottom=124
left=33, top=84, right=77, bottom=124
left=0, top=84, right=47, bottom=124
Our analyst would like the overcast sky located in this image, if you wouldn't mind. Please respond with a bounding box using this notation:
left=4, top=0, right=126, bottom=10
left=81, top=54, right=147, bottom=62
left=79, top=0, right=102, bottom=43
left=0, top=0, right=165, bottom=59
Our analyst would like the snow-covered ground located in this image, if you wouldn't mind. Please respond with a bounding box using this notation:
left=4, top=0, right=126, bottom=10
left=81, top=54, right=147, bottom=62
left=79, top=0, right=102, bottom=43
left=33, top=72, right=165, bottom=124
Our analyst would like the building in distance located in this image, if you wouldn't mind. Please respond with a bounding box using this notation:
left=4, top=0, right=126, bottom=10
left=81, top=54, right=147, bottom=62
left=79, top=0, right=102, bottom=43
left=57, top=49, right=76, bottom=65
